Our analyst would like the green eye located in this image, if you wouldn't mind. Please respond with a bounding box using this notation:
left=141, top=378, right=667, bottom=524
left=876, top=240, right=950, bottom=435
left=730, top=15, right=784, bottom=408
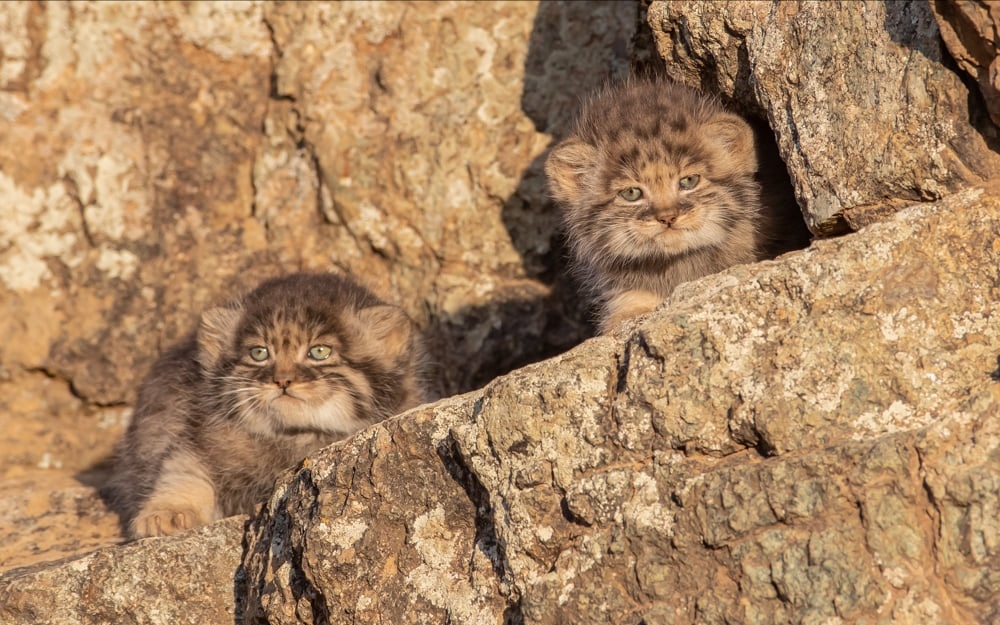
left=618, top=187, right=643, bottom=202
left=248, top=346, right=269, bottom=362
left=307, top=345, right=332, bottom=360
left=678, top=174, right=701, bottom=190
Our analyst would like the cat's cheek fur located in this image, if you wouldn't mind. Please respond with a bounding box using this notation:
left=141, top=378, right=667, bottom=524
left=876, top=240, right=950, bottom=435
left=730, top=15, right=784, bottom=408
left=313, top=395, right=366, bottom=433
left=131, top=450, right=220, bottom=538
left=662, top=217, right=730, bottom=255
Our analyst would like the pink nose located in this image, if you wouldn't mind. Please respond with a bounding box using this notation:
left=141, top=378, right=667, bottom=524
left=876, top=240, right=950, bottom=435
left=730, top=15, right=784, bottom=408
left=656, top=211, right=677, bottom=226
left=274, top=375, right=292, bottom=389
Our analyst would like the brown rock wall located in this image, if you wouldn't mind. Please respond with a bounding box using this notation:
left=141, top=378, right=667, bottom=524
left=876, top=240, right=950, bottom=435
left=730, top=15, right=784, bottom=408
left=0, top=0, right=637, bottom=481
left=933, top=0, right=1000, bottom=126
left=1, top=3, right=999, bottom=624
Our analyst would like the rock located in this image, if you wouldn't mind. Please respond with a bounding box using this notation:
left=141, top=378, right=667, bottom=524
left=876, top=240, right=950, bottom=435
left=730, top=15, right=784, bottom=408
left=237, top=189, right=1000, bottom=624
left=932, top=0, right=1000, bottom=126
left=646, top=0, right=1000, bottom=235
left=0, top=470, right=120, bottom=573
left=0, top=517, right=245, bottom=625
left=2, top=2, right=1000, bottom=624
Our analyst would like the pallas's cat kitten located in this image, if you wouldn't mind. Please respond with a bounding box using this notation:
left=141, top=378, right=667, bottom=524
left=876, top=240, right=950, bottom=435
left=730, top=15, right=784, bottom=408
left=546, top=78, right=809, bottom=333
left=106, top=272, right=426, bottom=538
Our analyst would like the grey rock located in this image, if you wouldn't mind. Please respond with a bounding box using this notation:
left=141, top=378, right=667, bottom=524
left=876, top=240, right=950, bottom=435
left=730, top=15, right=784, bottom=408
left=647, top=0, right=1000, bottom=234
left=238, top=190, right=1000, bottom=624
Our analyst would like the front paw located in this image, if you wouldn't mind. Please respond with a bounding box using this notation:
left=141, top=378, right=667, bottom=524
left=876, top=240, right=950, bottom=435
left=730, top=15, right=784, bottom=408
left=132, top=503, right=209, bottom=538
left=601, top=289, right=663, bottom=334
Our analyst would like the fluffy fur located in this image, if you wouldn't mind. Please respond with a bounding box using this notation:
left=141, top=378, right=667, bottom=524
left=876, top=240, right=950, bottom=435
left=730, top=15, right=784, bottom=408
left=105, top=272, right=427, bottom=538
left=546, top=78, right=808, bottom=332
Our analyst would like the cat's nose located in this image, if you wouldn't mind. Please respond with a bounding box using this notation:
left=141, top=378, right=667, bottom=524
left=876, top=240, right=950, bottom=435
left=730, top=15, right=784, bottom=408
left=655, top=210, right=678, bottom=226
left=274, top=375, right=292, bottom=389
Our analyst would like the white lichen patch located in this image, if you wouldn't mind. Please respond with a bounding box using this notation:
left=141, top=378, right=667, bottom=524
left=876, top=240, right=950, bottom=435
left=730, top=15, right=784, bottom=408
left=96, top=247, right=139, bottom=280
left=36, top=452, right=64, bottom=470
left=0, top=91, right=27, bottom=123
left=172, top=1, right=271, bottom=59
left=464, top=26, right=497, bottom=78
left=780, top=356, right=856, bottom=414
left=623, top=471, right=673, bottom=536
left=315, top=518, right=368, bottom=554
left=877, top=307, right=919, bottom=342
left=355, top=593, right=373, bottom=611
left=404, top=505, right=496, bottom=625
left=557, top=582, right=575, bottom=606
left=951, top=310, right=994, bottom=340
left=98, top=407, right=132, bottom=430
left=0, top=3, right=31, bottom=87
left=357, top=202, right=393, bottom=253
left=853, top=401, right=934, bottom=438
left=881, top=566, right=908, bottom=588
left=0, top=172, right=82, bottom=291
left=83, top=153, right=147, bottom=241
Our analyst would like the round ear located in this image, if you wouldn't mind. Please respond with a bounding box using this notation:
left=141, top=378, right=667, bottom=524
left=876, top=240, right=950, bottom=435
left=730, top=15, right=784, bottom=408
left=703, top=112, right=758, bottom=176
left=544, top=137, right=599, bottom=205
left=352, top=304, right=414, bottom=366
left=196, top=304, right=243, bottom=370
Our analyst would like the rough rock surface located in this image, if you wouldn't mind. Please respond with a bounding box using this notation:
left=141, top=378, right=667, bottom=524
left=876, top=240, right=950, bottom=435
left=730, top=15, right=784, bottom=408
left=2, top=2, right=1000, bottom=625
left=0, top=517, right=245, bottom=625
left=647, top=0, right=1000, bottom=234
left=7, top=191, right=998, bottom=623
left=235, top=189, right=1000, bottom=625
left=0, top=470, right=119, bottom=573
left=933, top=0, right=1000, bottom=126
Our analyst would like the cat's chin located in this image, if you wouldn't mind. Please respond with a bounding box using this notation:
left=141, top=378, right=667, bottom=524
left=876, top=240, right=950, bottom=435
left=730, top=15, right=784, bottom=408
left=641, top=223, right=730, bottom=257
left=255, top=393, right=364, bottom=437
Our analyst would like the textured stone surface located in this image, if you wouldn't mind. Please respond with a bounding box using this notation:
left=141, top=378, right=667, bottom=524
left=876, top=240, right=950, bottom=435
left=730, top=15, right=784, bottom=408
left=647, top=0, right=1000, bottom=234
left=0, top=517, right=245, bottom=625
left=0, top=470, right=119, bottom=573
left=933, top=0, right=1000, bottom=126
left=236, top=191, right=1000, bottom=624
left=3, top=2, right=1000, bottom=624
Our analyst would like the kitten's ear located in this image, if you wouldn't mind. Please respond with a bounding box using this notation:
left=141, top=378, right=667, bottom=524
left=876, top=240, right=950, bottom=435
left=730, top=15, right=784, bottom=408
left=197, top=304, right=242, bottom=370
left=704, top=113, right=757, bottom=175
left=545, top=138, right=598, bottom=204
left=353, top=304, right=414, bottom=366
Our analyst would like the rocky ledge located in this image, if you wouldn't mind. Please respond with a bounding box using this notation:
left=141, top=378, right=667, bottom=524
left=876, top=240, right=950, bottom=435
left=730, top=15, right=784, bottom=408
left=3, top=186, right=997, bottom=625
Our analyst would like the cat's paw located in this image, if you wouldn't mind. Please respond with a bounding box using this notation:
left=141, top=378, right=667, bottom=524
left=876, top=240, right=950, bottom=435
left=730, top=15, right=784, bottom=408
left=601, top=289, right=663, bottom=334
left=132, top=502, right=209, bottom=538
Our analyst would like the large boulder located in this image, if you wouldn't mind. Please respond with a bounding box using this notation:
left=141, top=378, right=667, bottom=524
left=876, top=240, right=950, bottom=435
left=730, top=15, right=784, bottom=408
left=237, top=188, right=1000, bottom=624
left=647, top=0, right=1000, bottom=234
left=5, top=187, right=996, bottom=624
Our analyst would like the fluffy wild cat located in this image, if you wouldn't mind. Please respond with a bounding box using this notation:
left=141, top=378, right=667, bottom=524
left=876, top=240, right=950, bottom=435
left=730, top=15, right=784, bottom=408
left=105, top=272, right=427, bottom=538
left=546, top=78, right=809, bottom=333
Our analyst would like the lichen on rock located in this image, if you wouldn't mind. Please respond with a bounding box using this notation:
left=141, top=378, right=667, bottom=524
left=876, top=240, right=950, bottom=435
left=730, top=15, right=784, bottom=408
left=1, top=2, right=999, bottom=624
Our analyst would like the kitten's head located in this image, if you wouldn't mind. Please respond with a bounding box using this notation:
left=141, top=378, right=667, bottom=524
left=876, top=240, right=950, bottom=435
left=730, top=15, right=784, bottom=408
left=196, top=273, right=422, bottom=437
left=546, top=79, right=760, bottom=272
